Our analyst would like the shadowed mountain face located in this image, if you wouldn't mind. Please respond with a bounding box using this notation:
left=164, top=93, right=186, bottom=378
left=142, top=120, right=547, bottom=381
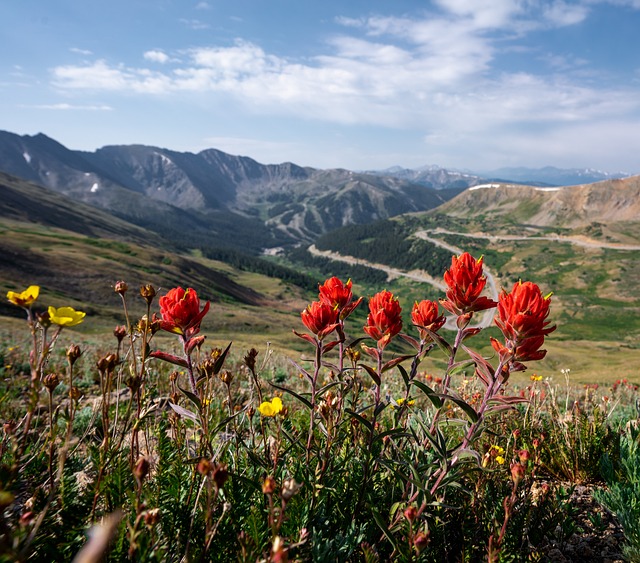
left=0, top=130, right=461, bottom=246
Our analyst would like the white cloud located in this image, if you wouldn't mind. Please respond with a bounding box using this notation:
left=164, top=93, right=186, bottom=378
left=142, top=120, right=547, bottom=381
left=144, top=50, right=170, bottom=64
left=70, top=47, right=93, bottom=56
left=195, top=1, right=211, bottom=9
left=24, top=103, right=113, bottom=111
left=179, top=18, right=210, bottom=30
left=543, top=1, right=590, bottom=26
left=47, top=4, right=640, bottom=169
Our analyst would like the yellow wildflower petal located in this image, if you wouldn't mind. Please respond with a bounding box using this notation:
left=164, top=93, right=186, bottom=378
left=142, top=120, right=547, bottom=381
left=495, top=456, right=505, bottom=465
left=7, top=285, right=40, bottom=307
left=258, top=401, right=275, bottom=417
left=271, top=397, right=283, bottom=414
left=48, top=306, right=86, bottom=327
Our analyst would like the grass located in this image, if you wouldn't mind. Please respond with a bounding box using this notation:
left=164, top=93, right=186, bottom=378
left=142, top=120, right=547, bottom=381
left=1, top=275, right=637, bottom=562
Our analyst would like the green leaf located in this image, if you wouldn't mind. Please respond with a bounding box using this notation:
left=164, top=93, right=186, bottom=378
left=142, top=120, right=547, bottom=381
left=371, top=509, right=402, bottom=554
left=168, top=402, right=198, bottom=423
left=345, top=409, right=373, bottom=433
left=212, top=341, right=232, bottom=374
left=178, top=385, right=202, bottom=410
left=410, top=379, right=443, bottom=409
left=361, top=363, right=381, bottom=386
left=436, top=393, right=479, bottom=423
left=422, top=327, right=453, bottom=356
left=381, top=354, right=414, bottom=373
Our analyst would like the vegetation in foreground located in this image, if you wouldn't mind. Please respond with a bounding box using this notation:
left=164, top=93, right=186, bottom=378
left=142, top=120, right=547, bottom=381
left=1, top=252, right=639, bottom=562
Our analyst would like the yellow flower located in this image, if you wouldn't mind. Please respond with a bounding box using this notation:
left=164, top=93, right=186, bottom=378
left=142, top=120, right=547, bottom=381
left=490, top=444, right=505, bottom=456
left=48, top=306, right=86, bottom=327
left=258, top=397, right=283, bottom=417
left=530, top=374, right=543, bottom=382
left=495, top=456, right=506, bottom=465
left=394, top=398, right=416, bottom=408
left=7, top=285, right=40, bottom=307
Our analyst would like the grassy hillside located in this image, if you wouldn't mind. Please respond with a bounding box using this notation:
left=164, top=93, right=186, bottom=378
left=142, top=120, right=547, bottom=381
left=288, top=182, right=640, bottom=384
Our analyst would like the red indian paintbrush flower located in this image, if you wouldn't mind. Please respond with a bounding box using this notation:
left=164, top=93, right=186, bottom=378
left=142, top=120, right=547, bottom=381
left=491, top=281, right=556, bottom=363
left=364, top=290, right=403, bottom=350
left=318, top=277, right=362, bottom=319
left=159, top=287, right=210, bottom=338
left=300, top=300, right=340, bottom=341
left=411, top=299, right=446, bottom=339
left=440, top=252, right=497, bottom=316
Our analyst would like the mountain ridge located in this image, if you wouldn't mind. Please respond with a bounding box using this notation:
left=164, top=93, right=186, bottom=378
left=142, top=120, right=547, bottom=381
left=0, top=130, right=461, bottom=246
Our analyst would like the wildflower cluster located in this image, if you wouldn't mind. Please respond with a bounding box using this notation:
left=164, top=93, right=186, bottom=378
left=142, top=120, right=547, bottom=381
left=1, top=251, right=595, bottom=563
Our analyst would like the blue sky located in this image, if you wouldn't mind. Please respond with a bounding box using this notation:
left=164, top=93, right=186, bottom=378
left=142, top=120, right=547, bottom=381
left=2, top=0, right=640, bottom=173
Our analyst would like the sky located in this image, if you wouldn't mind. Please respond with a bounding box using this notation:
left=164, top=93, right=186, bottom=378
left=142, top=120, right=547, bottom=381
left=2, top=0, right=640, bottom=173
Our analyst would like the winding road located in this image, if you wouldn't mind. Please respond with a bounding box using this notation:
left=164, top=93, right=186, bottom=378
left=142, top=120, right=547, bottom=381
left=308, top=226, right=639, bottom=330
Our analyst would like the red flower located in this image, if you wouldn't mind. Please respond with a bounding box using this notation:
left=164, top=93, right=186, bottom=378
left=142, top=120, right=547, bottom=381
left=492, top=281, right=556, bottom=363
left=440, top=253, right=497, bottom=316
left=318, top=276, right=362, bottom=319
left=159, top=287, right=210, bottom=338
left=300, top=301, right=340, bottom=340
left=364, top=290, right=403, bottom=350
left=411, top=300, right=446, bottom=339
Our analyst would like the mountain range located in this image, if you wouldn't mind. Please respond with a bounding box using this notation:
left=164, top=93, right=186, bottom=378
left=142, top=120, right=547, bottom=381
left=1, top=130, right=631, bottom=253
left=0, top=130, right=460, bottom=250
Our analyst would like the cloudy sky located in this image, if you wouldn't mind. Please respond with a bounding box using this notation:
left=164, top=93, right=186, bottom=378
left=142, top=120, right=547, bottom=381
left=2, top=0, right=640, bottom=173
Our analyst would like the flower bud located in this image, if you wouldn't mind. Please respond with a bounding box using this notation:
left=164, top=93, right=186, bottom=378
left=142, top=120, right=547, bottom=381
left=36, top=310, right=51, bottom=328
left=144, top=508, right=161, bottom=527
left=66, top=344, right=82, bottom=366
left=262, top=476, right=276, bottom=495
left=133, top=456, right=150, bottom=483
left=518, top=449, right=530, bottom=463
left=114, top=281, right=128, bottom=295
left=97, top=353, right=118, bottom=373
left=43, top=373, right=61, bottom=392
left=281, top=478, right=302, bottom=501
left=69, top=386, right=82, bottom=402
left=404, top=506, right=418, bottom=523
left=219, top=370, right=234, bottom=385
left=212, top=463, right=229, bottom=489
left=244, top=348, right=258, bottom=371
left=413, top=531, right=430, bottom=553
left=510, top=462, right=526, bottom=484
left=196, top=458, right=214, bottom=476
left=113, top=325, right=127, bottom=343
left=139, top=284, right=156, bottom=305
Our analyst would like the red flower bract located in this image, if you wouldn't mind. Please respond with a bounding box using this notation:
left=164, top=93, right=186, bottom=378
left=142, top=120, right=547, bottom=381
left=319, top=277, right=352, bottom=309
left=364, top=290, right=403, bottom=350
left=318, top=276, right=362, bottom=320
left=411, top=300, right=446, bottom=339
left=440, top=252, right=497, bottom=315
left=492, top=281, right=556, bottom=363
left=300, top=301, right=340, bottom=340
left=159, top=287, right=210, bottom=338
